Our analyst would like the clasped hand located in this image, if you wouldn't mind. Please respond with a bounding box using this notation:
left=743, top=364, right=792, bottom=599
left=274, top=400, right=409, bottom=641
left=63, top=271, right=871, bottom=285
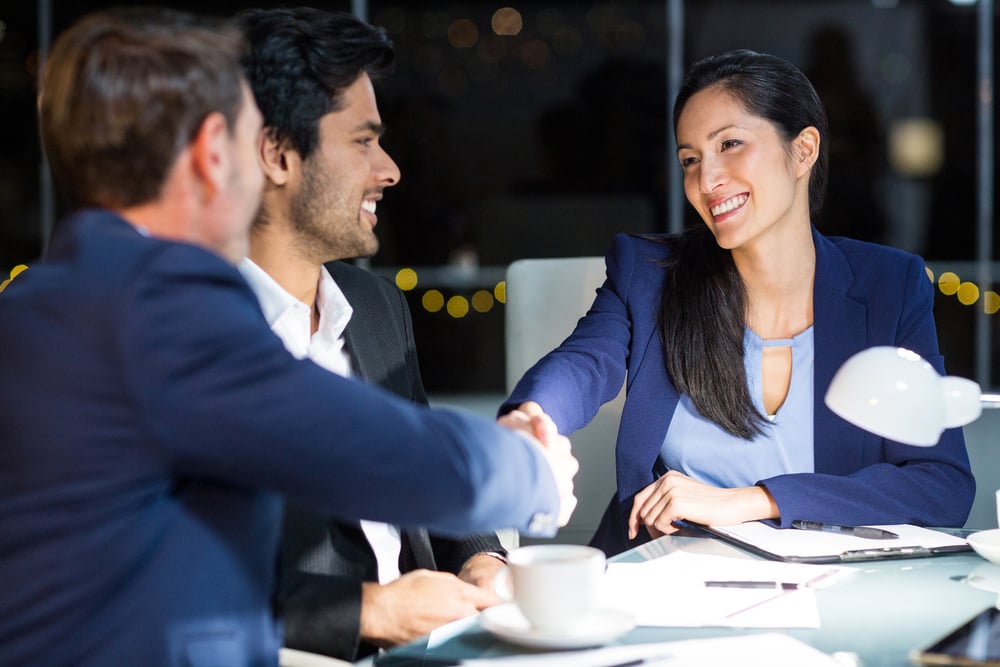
left=628, top=471, right=778, bottom=539
left=498, top=402, right=578, bottom=527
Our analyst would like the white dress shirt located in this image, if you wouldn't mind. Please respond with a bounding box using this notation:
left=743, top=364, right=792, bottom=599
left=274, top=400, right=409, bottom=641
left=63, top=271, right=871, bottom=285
left=239, top=258, right=402, bottom=584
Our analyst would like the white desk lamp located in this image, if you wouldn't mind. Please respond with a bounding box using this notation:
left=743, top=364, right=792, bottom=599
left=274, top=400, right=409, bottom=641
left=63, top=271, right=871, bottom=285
left=825, top=346, right=1000, bottom=446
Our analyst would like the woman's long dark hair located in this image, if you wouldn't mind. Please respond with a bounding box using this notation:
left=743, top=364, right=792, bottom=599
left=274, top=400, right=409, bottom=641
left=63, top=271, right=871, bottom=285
left=658, top=50, right=829, bottom=440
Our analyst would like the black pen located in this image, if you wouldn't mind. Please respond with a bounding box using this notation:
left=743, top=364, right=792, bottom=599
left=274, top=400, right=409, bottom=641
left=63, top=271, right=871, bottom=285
left=704, top=580, right=801, bottom=590
left=791, top=520, right=899, bottom=540
left=605, top=655, right=676, bottom=667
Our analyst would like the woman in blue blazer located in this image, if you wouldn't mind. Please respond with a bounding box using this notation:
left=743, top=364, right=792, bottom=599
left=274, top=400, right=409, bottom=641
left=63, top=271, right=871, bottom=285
left=503, top=50, right=974, bottom=557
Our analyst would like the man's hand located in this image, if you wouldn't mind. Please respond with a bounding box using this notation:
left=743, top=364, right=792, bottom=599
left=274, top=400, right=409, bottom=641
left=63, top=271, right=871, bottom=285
left=628, top=471, right=779, bottom=539
left=456, top=553, right=507, bottom=591
left=498, top=403, right=578, bottom=527
left=360, top=570, right=497, bottom=647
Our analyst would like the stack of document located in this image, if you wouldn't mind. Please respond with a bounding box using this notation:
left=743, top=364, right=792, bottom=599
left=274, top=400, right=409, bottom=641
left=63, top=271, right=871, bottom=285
left=601, top=551, right=849, bottom=628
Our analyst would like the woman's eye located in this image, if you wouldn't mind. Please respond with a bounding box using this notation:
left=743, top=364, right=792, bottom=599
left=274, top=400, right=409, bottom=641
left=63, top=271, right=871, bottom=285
left=721, top=139, right=741, bottom=150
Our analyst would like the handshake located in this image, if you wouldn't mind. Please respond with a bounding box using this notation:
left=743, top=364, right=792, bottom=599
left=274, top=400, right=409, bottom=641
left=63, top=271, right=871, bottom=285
left=497, top=401, right=578, bottom=528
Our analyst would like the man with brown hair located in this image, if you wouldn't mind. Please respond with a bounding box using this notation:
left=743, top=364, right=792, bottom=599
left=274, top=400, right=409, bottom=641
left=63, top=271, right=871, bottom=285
left=0, top=8, right=577, bottom=666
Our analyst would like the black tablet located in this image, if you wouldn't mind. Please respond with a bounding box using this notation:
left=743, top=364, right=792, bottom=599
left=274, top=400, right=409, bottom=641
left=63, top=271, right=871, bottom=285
left=911, top=607, right=1000, bottom=666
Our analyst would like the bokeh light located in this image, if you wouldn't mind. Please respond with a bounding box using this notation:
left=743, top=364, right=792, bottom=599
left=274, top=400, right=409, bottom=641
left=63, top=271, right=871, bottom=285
left=520, top=39, right=551, bottom=70
left=492, top=7, right=523, bottom=36
left=985, top=291, right=1000, bottom=315
left=0, top=264, right=27, bottom=294
left=448, top=18, right=479, bottom=48
left=957, top=281, right=980, bottom=306
left=938, top=272, right=960, bottom=296
left=395, top=268, right=418, bottom=291
left=447, top=295, right=470, bottom=318
left=471, top=290, right=495, bottom=313
left=495, top=281, right=507, bottom=304
left=478, top=35, right=510, bottom=63
left=422, top=290, right=445, bottom=313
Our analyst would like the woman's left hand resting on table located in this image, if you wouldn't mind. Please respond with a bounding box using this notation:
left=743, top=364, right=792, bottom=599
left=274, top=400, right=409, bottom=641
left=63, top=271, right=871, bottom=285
left=628, top=471, right=780, bottom=539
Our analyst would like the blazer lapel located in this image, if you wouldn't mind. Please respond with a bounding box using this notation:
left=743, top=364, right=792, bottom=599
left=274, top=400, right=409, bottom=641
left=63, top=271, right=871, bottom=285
left=616, top=328, right=678, bottom=502
left=811, top=228, right=874, bottom=474
left=341, top=299, right=385, bottom=385
left=399, top=529, right=438, bottom=572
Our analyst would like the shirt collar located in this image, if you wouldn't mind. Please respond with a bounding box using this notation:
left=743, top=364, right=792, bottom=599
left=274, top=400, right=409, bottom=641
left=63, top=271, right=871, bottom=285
left=238, top=258, right=354, bottom=359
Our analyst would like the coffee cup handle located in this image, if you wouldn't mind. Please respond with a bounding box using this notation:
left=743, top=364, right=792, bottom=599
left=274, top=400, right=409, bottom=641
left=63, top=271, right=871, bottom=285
left=494, top=566, right=513, bottom=601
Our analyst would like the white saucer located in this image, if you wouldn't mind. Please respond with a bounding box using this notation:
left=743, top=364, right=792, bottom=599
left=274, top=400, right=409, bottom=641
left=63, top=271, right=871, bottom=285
left=968, top=529, right=1000, bottom=566
left=479, top=603, right=635, bottom=649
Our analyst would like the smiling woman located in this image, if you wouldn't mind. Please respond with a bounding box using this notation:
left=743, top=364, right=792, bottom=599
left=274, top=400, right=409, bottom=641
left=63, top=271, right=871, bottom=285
left=501, top=49, right=975, bottom=558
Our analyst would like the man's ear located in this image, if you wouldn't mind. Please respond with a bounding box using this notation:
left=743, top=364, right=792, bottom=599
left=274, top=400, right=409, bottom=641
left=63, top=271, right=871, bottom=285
left=189, top=111, right=230, bottom=201
left=792, top=126, right=821, bottom=178
left=258, top=127, right=298, bottom=187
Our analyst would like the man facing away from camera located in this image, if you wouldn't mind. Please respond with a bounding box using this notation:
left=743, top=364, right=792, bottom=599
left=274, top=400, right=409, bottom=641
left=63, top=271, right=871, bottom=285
left=0, top=8, right=577, bottom=666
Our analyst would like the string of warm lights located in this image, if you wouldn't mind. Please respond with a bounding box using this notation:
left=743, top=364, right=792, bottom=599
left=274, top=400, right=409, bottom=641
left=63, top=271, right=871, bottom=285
left=926, top=267, right=1000, bottom=314
left=396, top=265, right=1000, bottom=319
left=5, top=263, right=997, bottom=318
left=395, top=267, right=507, bottom=318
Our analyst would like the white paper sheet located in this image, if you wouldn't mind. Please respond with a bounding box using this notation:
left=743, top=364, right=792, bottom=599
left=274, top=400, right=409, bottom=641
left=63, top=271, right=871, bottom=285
left=600, top=551, right=850, bottom=628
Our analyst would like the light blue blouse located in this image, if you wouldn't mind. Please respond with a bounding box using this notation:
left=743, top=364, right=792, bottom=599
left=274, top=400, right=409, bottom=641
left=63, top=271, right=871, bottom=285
left=657, top=327, right=815, bottom=488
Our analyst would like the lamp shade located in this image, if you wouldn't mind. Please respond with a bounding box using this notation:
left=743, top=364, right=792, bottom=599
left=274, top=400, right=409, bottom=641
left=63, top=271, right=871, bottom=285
left=824, top=346, right=984, bottom=446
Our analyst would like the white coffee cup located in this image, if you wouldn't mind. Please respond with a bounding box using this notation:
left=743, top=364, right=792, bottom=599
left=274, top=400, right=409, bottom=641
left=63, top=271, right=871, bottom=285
left=497, top=544, right=606, bottom=633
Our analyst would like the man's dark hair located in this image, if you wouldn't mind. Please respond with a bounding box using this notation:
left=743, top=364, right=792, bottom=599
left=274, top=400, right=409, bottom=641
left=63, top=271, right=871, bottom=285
left=39, top=7, right=246, bottom=210
left=238, top=7, right=395, bottom=160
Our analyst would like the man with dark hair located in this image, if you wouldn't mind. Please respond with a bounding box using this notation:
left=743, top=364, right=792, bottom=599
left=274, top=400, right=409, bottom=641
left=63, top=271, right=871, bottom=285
left=0, top=8, right=577, bottom=666
left=238, top=8, right=507, bottom=659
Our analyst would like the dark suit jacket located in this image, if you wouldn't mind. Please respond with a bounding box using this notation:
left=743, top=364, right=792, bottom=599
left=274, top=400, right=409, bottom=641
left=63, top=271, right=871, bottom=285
left=278, top=261, right=504, bottom=660
left=0, top=210, right=558, bottom=667
left=504, top=229, right=975, bottom=556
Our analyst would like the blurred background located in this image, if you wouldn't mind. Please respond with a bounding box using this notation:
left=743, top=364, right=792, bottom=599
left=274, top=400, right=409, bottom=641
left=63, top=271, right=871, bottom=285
left=1, top=0, right=997, bottom=397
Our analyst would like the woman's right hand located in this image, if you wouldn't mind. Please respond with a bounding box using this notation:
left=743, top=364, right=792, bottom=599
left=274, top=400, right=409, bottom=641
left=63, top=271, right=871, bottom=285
left=498, top=402, right=578, bottom=527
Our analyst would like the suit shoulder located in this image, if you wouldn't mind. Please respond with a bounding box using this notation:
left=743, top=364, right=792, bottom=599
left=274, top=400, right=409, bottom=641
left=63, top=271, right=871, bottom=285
left=605, top=232, right=673, bottom=278
left=827, top=235, right=923, bottom=268
left=608, top=234, right=674, bottom=263
left=826, top=236, right=927, bottom=284
left=822, top=235, right=930, bottom=300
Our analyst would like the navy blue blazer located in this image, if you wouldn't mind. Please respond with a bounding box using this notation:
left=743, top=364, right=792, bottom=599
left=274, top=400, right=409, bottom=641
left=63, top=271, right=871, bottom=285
left=0, top=210, right=559, bottom=667
left=505, top=229, right=975, bottom=556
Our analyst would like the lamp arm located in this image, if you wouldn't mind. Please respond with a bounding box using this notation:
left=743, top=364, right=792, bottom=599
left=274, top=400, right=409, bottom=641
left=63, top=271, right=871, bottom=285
left=982, top=393, right=1000, bottom=409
